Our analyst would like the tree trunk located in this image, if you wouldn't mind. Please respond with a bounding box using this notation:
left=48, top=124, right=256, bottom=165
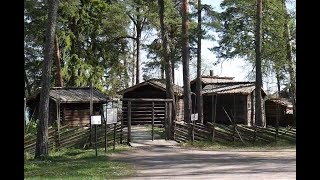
left=182, top=0, right=192, bottom=125
left=54, top=35, right=64, bottom=87
left=171, top=58, right=175, bottom=83
left=24, top=69, right=31, bottom=97
left=160, top=63, right=164, bottom=79
left=196, top=0, right=203, bottom=124
left=35, top=0, right=59, bottom=159
left=124, top=58, right=129, bottom=88
left=254, top=0, right=264, bottom=127
left=135, top=7, right=141, bottom=84
left=276, top=71, right=281, bottom=97
left=158, top=0, right=175, bottom=140
left=132, top=25, right=136, bottom=86
left=282, top=0, right=296, bottom=125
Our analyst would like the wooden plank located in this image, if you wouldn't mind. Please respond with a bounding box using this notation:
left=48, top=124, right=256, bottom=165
left=121, top=98, right=173, bottom=102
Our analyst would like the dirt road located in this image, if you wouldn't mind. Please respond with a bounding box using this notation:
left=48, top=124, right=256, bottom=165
left=110, top=140, right=295, bottom=179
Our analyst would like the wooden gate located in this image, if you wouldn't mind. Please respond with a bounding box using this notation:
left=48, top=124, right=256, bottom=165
left=120, top=98, right=174, bottom=143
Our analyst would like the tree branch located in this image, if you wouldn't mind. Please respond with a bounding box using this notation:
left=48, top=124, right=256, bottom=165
left=127, top=13, right=137, bottom=26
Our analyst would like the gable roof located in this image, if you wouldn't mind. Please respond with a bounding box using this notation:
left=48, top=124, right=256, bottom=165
left=28, top=87, right=108, bottom=104
left=202, top=82, right=266, bottom=96
left=266, top=98, right=293, bottom=107
left=190, top=75, right=235, bottom=85
left=266, top=98, right=293, bottom=114
left=117, top=78, right=183, bottom=96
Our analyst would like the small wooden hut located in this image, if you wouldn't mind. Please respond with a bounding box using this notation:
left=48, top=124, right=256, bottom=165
left=117, top=79, right=184, bottom=125
left=265, top=98, right=294, bottom=127
left=27, top=87, right=108, bottom=127
left=201, top=82, right=267, bottom=126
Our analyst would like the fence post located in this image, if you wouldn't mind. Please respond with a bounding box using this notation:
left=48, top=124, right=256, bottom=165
left=105, top=114, right=108, bottom=152
left=152, top=102, right=154, bottom=141
left=127, top=101, right=131, bottom=144
left=55, top=98, right=61, bottom=150
left=211, top=123, right=215, bottom=143
left=120, top=110, right=123, bottom=144
left=191, top=123, right=194, bottom=145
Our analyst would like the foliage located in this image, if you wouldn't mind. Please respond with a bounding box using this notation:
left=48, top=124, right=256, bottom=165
left=24, top=0, right=132, bottom=96
left=25, top=147, right=135, bottom=179
left=210, top=0, right=295, bottom=92
left=25, top=118, right=38, bottom=135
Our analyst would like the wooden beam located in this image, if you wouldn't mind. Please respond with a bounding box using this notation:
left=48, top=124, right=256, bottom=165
left=121, top=98, right=173, bottom=102
left=152, top=102, right=154, bottom=141
left=127, top=101, right=131, bottom=144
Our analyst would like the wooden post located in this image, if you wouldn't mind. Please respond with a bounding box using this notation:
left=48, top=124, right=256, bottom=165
left=211, top=122, right=215, bottom=143
left=127, top=101, right=131, bottom=144
left=113, top=123, right=116, bottom=151
left=90, top=84, right=93, bottom=146
left=165, top=102, right=168, bottom=140
left=56, top=97, right=61, bottom=150
left=152, top=101, right=154, bottom=141
left=168, top=102, right=173, bottom=140
left=105, top=105, right=108, bottom=153
left=95, top=125, right=98, bottom=156
left=24, top=97, right=26, bottom=137
left=191, top=123, right=194, bottom=145
left=253, top=125, right=257, bottom=144
left=233, top=95, right=236, bottom=142
left=120, top=109, right=123, bottom=144
left=275, top=103, right=279, bottom=142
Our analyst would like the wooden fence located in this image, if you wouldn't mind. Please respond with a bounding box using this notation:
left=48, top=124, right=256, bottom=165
left=24, top=122, right=126, bottom=154
left=174, top=121, right=296, bottom=144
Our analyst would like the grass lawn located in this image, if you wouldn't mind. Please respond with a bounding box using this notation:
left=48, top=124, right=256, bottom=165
left=24, top=145, right=136, bottom=179
left=180, top=139, right=296, bottom=151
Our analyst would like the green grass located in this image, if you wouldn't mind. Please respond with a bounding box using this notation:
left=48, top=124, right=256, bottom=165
left=24, top=145, right=136, bottom=180
left=180, top=139, right=296, bottom=151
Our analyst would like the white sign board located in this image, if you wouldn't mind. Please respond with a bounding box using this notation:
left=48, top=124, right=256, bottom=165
left=91, top=115, right=102, bottom=125
left=106, top=108, right=118, bottom=124
left=191, top=113, right=198, bottom=121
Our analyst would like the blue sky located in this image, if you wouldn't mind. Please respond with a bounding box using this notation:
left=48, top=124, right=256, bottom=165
left=175, top=0, right=249, bottom=85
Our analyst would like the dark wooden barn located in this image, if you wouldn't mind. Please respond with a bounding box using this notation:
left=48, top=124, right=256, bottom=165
left=27, top=87, right=108, bottom=127
left=265, top=98, right=294, bottom=127
left=201, top=82, right=267, bottom=127
left=190, top=73, right=236, bottom=114
left=117, top=79, right=184, bottom=125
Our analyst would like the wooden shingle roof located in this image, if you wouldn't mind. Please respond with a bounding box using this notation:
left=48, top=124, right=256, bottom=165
left=202, top=82, right=266, bottom=96
left=190, top=75, right=235, bottom=85
left=117, top=79, right=183, bottom=96
left=49, top=87, right=108, bottom=103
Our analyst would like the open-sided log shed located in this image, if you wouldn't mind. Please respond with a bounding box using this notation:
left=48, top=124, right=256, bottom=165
left=265, top=98, right=294, bottom=127
left=27, top=87, right=109, bottom=127
left=201, top=82, right=267, bottom=127
left=117, top=79, right=184, bottom=125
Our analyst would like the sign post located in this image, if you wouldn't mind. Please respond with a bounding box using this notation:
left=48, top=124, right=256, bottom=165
left=91, top=115, right=101, bottom=156
left=106, top=108, right=117, bottom=151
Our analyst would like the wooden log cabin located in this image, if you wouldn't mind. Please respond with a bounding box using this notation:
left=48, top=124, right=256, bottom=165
left=26, top=87, right=108, bottom=127
left=201, top=82, right=266, bottom=126
left=265, top=98, right=294, bottom=127
left=117, top=79, right=184, bottom=125
left=190, top=71, right=236, bottom=115
left=190, top=72, right=267, bottom=127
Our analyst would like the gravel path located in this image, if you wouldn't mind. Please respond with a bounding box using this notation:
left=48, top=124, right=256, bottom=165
left=111, top=125, right=296, bottom=179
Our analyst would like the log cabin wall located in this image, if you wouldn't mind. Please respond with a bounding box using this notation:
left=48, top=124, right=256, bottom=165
left=122, top=85, right=167, bottom=125
left=61, top=103, right=101, bottom=127
left=203, top=94, right=247, bottom=125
